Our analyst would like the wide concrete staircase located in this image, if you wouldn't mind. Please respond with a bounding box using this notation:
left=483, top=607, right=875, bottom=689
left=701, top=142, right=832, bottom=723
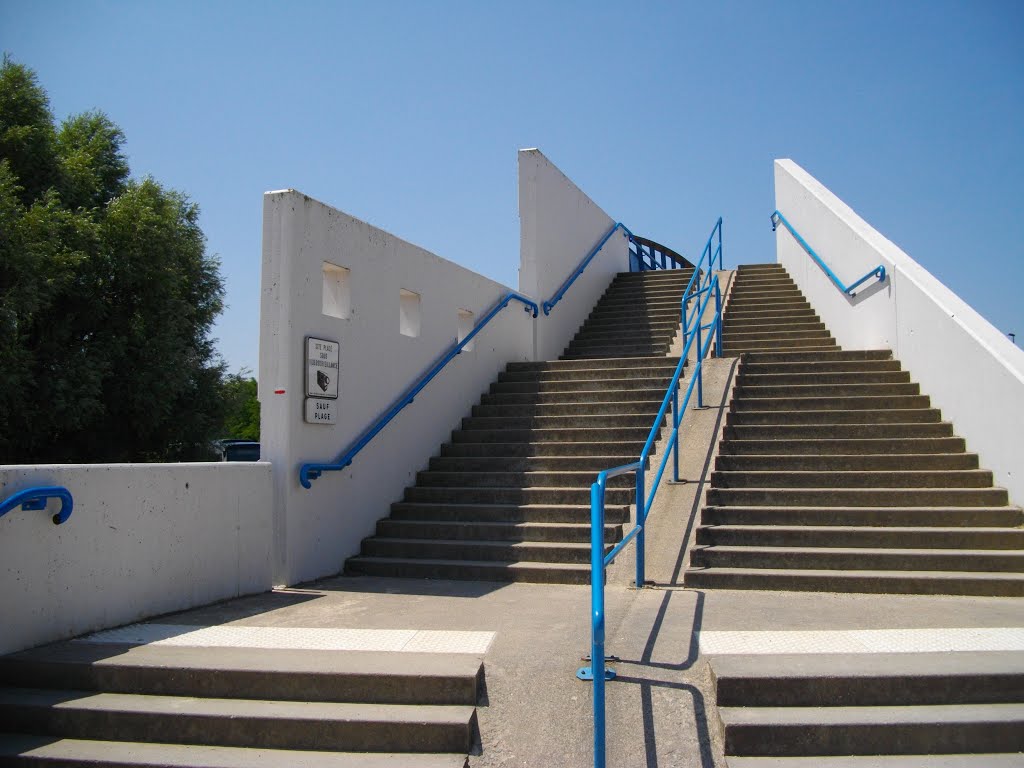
left=712, top=652, right=1024, bottom=765
left=685, top=263, right=1024, bottom=596
left=0, top=641, right=482, bottom=767
left=347, top=268, right=694, bottom=584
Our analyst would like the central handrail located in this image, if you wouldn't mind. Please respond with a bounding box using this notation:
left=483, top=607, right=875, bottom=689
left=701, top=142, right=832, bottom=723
left=771, top=209, right=886, bottom=295
left=543, top=222, right=634, bottom=315
left=581, top=272, right=723, bottom=768
left=299, top=292, right=539, bottom=488
left=0, top=486, right=74, bottom=525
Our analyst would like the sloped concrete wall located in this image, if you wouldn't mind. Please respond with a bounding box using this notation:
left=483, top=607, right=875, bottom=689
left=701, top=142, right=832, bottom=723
left=775, top=159, right=1024, bottom=504
left=260, top=191, right=534, bottom=586
left=519, top=148, right=629, bottom=361
left=0, top=463, right=272, bottom=655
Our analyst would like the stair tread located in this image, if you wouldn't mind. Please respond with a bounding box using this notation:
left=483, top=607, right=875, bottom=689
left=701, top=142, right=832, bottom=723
left=348, top=556, right=587, bottom=571
left=718, top=701, right=1024, bottom=726
left=0, top=734, right=470, bottom=768
left=700, top=525, right=1024, bottom=535
left=725, top=756, right=1024, bottom=768
left=686, top=566, right=1024, bottom=581
left=0, top=687, right=476, bottom=724
left=695, top=545, right=1024, bottom=557
left=2, top=643, right=483, bottom=682
left=712, top=652, right=1024, bottom=680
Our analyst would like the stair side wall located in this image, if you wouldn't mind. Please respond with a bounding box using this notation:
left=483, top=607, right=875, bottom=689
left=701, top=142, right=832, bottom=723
left=774, top=158, right=1024, bottom=504
left=260, top=190, right=534, bottom=586
left=518, top=148, right=630, bottom=361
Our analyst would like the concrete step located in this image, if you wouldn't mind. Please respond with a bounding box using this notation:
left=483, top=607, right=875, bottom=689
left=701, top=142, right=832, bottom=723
left=414, top=470, right=634, bottom=490
left=0, top=645, right=482, bottom=707
left=740, top=359, right=903, bottom=375
left=560, top=345, right=670, bottom=359
left=715, top=453, right=979, bottom=472
left=734, top=381, right=921, bottom=398
left=737, top=370, right=910, bottom=385
left=489, top=377, right=672, bottom=394
left=0, top=687, right=476, bottom=753
left=505, top=357, right=681, bottom=373
left=724, top=755, right=1024, bottom=768
left=360, top=537, right=600, bottom=565
left=684, top=567, right=1024, bottom=596
left=706, top=487, right=1009, bottom=507
left=496, top=368, right=675, bottom=385
left=570, top=326, right=677, bottom=343
left=722, top=423, right=955, bottom=440
left=723, top=319, right=826, bottom=333
left=700, top=505, right=1023, bottom=528
left=730, top=396, right=932, bottom=413
left=377, top=518, right=620, bottom=544
left=690, top=545, right=1024, bottom=572
left=428, top=455, right=641, bottom=473
left=710, top=469, right=994, bottom=489
left=712, top=652, right=1024, bottom=707
left=450, top=426, right=652, bottom=444
left=724, top=328, right=832, bottom=342
left=696, top=525, right=1024, bottom=550
left=718, top=437, right=967, bottom=455
left=403, top=485, right=633, bottom=506
left=439, top=441, right=646, bottom=458
left=717, top=701, right=1024, bottom=756
left=727, top=408, right=941, bottom=426
left=740, top=350, right=892, bottom=364
left=460, top=413, right=661, bottom=431
left=481, top=387, right=668, bottom=404
left=470, top=400, right=662, bottom=418
left=0, top=734, right=471, bottom=767
left=723, top=308, right=818, bottom=322
left=390, top=502, right=630, bottom=525
left=724, top=338, right=838, bottom=352
left=346, top=556, right=591, bottom=585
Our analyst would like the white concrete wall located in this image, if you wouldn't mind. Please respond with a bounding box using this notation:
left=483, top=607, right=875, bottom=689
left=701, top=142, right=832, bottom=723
left=774, top=159, right=1024, bottom=504
left=0, top=463, right=272, bottom=655
left=519, top=148, right=629, bottom=361
left=260, top=191, right=534, bottom=586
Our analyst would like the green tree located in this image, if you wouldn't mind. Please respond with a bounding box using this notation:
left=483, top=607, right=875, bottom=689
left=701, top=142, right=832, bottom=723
left=0, top=56, right=227, bottom=463
left=219, top=371, right=260, bottom=442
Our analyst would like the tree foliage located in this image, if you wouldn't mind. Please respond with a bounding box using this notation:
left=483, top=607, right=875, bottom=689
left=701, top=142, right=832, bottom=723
left=220, top=371, right=260, bottom=442
left=0, top=56, right=229, bottom=462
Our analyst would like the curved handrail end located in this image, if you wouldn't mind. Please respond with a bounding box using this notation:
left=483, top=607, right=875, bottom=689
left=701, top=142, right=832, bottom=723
left=0, top=486, right=74, bottom=525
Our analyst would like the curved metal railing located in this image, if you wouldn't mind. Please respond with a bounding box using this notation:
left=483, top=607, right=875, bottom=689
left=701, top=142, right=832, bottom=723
left=299, top=292, right=539, bottom=488
left=771, top=209, right=886, bottom=295
left=0, top=486, right=74, bottom=525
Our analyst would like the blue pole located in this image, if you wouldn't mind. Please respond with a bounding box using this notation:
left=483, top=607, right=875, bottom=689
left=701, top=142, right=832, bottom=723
left=672, top=386, right=680, bottom=482
left=634, top=470, right=645, bottom=588
left=715, top=279, right=723, bottom=356
left=696, top=317, right=704, bottom=409
left=590, top=481, right=606, bottom=768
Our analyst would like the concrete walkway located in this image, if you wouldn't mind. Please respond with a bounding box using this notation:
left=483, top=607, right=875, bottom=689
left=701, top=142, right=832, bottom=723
left=78, top=355, right=1024, bottom=766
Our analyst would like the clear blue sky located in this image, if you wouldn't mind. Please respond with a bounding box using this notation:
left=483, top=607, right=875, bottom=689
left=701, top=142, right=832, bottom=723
left=3, top=1, right=1022, bottom=375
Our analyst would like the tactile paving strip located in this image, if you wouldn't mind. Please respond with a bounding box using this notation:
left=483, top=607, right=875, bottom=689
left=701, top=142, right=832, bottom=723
left=76, top=624, right=495, bottom=654
left=699, top=627, right=1024, bottom=655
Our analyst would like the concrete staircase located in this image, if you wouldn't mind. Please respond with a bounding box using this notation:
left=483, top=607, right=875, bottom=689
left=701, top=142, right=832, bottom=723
left=685, top=263, right=1024, bottom=595
left=712, top=652, right=1024, bottom=765
left=0, top=641, right=481, bottom=767
left=347, top=268, right=694, bottom=584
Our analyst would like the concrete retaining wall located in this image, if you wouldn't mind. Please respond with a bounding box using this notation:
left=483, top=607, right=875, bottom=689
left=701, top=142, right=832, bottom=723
left=0, top=463, right=272, bottom=655
left=774, top=158, right=1024, bottom=504
left=519, top=148, right=629, bottom=361
left=260, top=190, right=535, bottom=586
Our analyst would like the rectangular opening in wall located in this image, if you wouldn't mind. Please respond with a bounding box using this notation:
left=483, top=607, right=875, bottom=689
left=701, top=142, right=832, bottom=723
left=400, top=289, right=421, bottom=338
left=457, top=309, right=474, bottom=352
left=322, top=262, right=351, bottom=319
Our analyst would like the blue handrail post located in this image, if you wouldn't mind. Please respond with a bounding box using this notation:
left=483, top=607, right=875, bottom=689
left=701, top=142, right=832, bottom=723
left=634, top=470, right=645, bottom=589
left=718, top=217, right=724, bottom=270
left=715, top=279, right=723, bottom=355
left=696, top=316, right=705, bottom=409
left=589, top=481, right=607, bottom=768
left=672, top=387, right=680, bottom=482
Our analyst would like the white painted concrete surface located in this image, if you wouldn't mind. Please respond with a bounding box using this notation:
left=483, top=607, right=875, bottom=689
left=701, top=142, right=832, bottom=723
left=518, top=148, right=629, bottom=361
left=260, top=190, right=534, bottom=586
left=775, top=159, right=1024, bottom=504
left=0, top=463, right=272, bottom=655
left=701, top=627, right=1024, bottom=655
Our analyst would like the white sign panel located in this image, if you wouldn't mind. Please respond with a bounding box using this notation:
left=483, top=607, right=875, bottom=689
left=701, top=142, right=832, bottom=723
left=306, top=337, right=339, bottom=399
left=305, top=397, right=337, bottom=425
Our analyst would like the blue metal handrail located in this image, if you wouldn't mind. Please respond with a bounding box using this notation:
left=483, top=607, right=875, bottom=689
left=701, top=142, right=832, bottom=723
left=580, top=273, right=723, bottom=768
left=299, top=292, right=539, bottom=488
left=543, top=223, right=634, bottom=315
left=771, top=210, right=886, bottom=295
left=0, top=486, right=74, bottom=525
